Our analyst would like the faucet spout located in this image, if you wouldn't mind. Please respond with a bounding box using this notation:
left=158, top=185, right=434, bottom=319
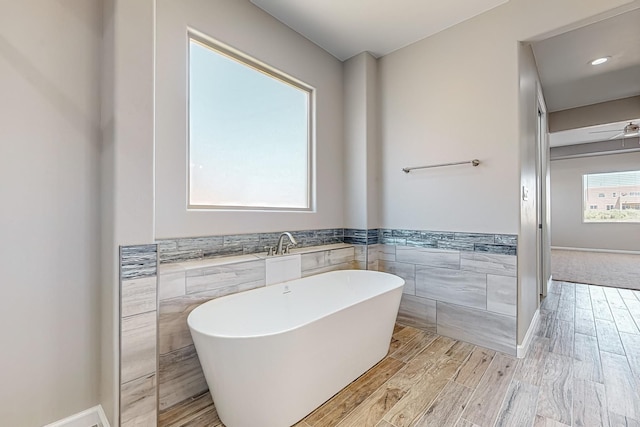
left=276, top=232, right=298, bottom=255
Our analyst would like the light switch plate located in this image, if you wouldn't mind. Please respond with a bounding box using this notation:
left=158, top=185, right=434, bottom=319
left=522, top=186, right=529, bottom=201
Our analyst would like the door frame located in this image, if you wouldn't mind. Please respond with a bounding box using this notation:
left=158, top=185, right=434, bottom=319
left=535, top=82, right=550, bottom=298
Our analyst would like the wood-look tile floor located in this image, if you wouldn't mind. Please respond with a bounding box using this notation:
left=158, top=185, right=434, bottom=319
left=159, top=281, right=640, bottom=427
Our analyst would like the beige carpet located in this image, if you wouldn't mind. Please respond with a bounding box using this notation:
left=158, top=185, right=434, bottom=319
left=551, top=249, right=640, bottom=290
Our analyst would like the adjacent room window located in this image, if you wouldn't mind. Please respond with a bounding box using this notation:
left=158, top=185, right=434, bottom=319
left=583, top=171, right=640, bottom=223
left=188, top=35, right=314, bottom=210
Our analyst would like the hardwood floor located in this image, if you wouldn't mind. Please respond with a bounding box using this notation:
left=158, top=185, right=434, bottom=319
left=159, top=280, right=640, bottom=427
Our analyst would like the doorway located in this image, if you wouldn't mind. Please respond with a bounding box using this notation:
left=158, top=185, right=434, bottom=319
left=536, top=85, right=550, bottom=299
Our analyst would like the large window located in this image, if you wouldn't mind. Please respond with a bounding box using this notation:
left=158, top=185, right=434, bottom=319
left=583, top=171, right=640, bottom=223
left=188, top=35, right=313, bottom=210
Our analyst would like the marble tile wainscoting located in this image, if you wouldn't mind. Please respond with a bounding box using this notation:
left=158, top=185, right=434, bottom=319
left=345, top=228, right=381, bottom=271
left=119, top=244, right=159, bottom=427
left=374, top=229, right=518, bottom=355
left=117, top=228, right=518, bottom=423
left=157, top=243, right=358, bottom=415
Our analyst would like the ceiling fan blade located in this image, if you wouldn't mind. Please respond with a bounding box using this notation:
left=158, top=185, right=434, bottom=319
left=608, top=132, right=625, bottom=140
left=589, top=129, right=623, bottom=134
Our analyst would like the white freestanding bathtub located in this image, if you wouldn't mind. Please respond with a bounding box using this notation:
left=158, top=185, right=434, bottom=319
left=187, top=269, right=404, bottom=427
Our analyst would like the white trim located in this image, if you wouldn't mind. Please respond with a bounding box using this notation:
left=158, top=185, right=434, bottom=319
left=551, top=246, right=640, bottom=255
left=43, top=405, right=110, bottom=427
left=517, top=309, right=540, bottom=358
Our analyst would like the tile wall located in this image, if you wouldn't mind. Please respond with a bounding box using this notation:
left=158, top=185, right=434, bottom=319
left=377, top=229, right=517, bottom=255
left=156, top=244, right=358, bottom=412
left=373, top=229, right=518, bottom=355
left=119, top=244, right=158, bottom=427
left=118, top=227, right=519, bottom=420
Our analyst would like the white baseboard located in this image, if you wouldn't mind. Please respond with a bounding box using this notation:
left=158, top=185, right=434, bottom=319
left=551, top=246, right=640, bottom=255
left=43, top=405, right=110, bottom=427
left=517, top=309, right=540, bottom=359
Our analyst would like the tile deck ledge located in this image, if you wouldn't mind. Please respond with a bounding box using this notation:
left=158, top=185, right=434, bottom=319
left=165, top=243, right=355, bottom=272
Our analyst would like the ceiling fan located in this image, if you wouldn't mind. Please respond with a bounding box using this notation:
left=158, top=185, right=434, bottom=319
left=589, top=121, right=640, bottom=140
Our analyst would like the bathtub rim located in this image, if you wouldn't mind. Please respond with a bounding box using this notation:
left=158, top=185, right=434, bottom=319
left=187, top=269, right=404, bottom=340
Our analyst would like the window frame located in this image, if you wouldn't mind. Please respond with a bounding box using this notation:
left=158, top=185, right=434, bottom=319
left=186, top=32, right=315, bottom=212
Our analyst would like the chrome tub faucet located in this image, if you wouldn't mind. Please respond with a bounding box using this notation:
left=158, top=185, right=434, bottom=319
left=275, top=232, right=298, bottom=255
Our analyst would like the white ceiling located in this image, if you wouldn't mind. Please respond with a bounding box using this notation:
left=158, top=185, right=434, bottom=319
left=250, top=0, right=509, bottom=61
left=532, top=8, right=640, bottom=113
left=549, top=118, right=640, bottom=147
left=249, top=0, right=640, bottom=147
left=532, top=8, right=640, bottom=147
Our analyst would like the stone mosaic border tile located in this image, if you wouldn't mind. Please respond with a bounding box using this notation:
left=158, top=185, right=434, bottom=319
left=344, top=228, right=368, bottom=245
left=159, top=228, right=517, bottom=264
left=378, top=229, right=517, bottom=256
left=121, top=244, right=158, bottom=279
left=158, top=228, right=344, bottom=263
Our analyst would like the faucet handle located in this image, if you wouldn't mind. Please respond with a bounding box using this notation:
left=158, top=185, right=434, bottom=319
left=284, top=244, right=291, bottom=254
left=264, top=246, right=275, bottom=256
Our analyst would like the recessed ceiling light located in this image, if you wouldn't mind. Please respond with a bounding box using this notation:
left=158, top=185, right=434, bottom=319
left=590, top=57, right=610, bottom=65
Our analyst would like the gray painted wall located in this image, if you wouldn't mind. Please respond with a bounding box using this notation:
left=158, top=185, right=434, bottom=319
left=375, top=0, right=634, bottom=235
left=0, top=1, right=102, bottom=425
left=344, top=52, right=380, bottom=230
left=517, top=43, right=546, bottom=345
left=101, top=1, right=157, bottom=424
left=155, top=0, right=345, bottom=239
left=550, top=152, right=640, bottom=251
left=375, top=0, right=624, bottom=343
left=549, top=95, right=640, bottom=132
left=343, top=54, right=369, bottom=229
